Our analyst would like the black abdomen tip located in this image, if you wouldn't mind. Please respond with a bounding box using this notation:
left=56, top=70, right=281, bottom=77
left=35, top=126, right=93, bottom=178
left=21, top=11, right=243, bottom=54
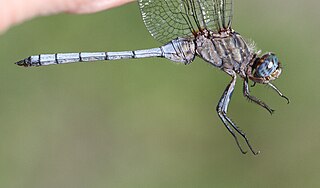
left=15, top=58, right=32, bottom=67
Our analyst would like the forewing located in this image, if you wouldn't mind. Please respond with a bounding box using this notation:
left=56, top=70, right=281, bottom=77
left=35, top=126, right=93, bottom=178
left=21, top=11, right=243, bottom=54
left=138, top=0, right=234, bottom=44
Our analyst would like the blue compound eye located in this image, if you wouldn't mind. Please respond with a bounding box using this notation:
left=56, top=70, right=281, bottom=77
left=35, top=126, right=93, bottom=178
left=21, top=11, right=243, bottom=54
left=255, top=54, right=279, bottom=78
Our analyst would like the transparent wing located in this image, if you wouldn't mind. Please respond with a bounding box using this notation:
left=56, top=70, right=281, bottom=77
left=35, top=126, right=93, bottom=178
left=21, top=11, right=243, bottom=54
left=138, top=0, right=233, bottom=44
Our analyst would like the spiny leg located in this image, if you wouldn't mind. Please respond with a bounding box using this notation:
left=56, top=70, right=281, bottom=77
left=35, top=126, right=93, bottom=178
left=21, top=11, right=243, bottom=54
left=219, top=113, right=248, bottom=154
left=217, top=70, right=258, bottom=154
left=268, top=83, right=290, bottom=104
left=223, top=115, right=260, bottom=155
left=243, top=77, right=274, bottom=114
left=217, top=95, right=247, bottom=154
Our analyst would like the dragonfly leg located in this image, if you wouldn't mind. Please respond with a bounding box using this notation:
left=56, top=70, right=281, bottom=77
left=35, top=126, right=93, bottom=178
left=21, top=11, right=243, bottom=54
left=216, top=70, right=259, bottom=155
left=243, top=77, right=274, bottom=114
left=218, top=113, right=247, bottom=154
left=268, top=83, right=290, bottom=104
left=223, top=113, right=260, bottom=155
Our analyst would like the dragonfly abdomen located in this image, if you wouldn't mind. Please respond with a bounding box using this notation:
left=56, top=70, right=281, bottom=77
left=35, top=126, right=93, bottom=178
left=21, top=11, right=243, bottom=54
left=16, top=38, right=197, bottom=67
left=15, top=48, right=165, bottom=67
left=161, top=38, right=196, bottom=64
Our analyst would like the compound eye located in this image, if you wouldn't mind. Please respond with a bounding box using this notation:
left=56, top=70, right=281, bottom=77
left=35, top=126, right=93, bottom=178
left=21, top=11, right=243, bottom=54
left=255, top=54, right=279, bottom=78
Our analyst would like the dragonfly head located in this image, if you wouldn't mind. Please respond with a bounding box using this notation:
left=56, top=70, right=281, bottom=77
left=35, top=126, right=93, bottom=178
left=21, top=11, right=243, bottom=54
left=249, top=53, right=282, bottom=84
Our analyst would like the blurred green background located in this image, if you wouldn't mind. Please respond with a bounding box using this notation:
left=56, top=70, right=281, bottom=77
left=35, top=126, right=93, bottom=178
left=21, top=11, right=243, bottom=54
left=0, top=0, right=319, bottom=187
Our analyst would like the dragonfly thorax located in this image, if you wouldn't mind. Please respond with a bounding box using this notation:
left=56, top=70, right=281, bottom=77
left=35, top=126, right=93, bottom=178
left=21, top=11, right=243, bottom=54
left=195, top=31, right=253, bottom=74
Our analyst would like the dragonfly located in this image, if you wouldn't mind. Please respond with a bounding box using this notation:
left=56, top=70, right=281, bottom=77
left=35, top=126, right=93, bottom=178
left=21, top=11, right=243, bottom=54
left=15, top=0, right=289, bottom=155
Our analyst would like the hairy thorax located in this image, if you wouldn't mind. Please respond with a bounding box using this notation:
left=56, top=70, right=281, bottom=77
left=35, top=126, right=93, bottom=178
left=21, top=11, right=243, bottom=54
left=195, top=31, right=254, bottom=77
